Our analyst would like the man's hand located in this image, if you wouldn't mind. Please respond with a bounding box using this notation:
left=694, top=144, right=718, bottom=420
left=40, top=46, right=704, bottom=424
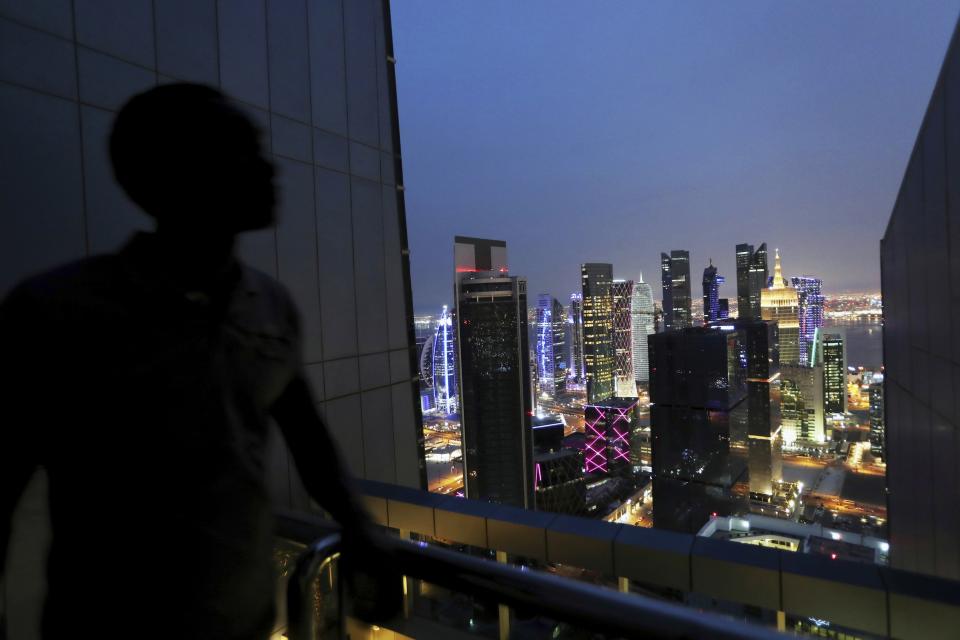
left=339, top=522, right=404, bottom=625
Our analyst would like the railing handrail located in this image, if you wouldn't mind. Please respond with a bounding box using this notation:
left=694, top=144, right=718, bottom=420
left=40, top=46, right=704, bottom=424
left=277, top=510, right=785, bottom=640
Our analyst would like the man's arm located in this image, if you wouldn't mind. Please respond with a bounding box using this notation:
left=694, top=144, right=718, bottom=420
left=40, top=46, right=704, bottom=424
left=0, top=287, right=41, bottom=578
left=269, top=374, right=370, bottom=530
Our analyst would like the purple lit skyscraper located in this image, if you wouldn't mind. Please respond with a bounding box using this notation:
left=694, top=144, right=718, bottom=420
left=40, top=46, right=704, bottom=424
left=792, top=276, right=824, bottom=366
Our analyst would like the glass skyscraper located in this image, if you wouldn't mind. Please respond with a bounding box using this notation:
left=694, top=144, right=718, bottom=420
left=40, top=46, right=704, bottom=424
left=817, top=329, right=847, bottom=416
left=649, top=325, right=749, bottom=532
left=568, top=293, right=585, bottom=383
left=455, top=237, right=533, bottom=508
left=581, top=263, right=615, bottom=403
left=535, top=294, right=567, bottom=399
left=431, top=305, right=458, bottom=414
left=792, top=276, right=824, bottom=367
left=612, top=280, right=637, bottom=398
left=630, top=275, right=655, bottom=383
left=701, top=260, right=725, bottom=324
left=660, top=250, right=692, bottom=330
left=736, top=242, right=769, bottom=321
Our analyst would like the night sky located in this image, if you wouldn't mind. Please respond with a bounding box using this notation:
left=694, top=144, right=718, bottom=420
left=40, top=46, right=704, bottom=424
left=391, top=2, right=959, bottom=314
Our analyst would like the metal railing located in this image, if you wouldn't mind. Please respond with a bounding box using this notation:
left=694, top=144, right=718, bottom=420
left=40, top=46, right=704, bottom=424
left=277, top=511, right=785, bottom=640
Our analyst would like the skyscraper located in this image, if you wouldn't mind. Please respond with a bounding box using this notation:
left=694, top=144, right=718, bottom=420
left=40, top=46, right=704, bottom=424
left=736, top=243, right=753, bottom=319
left=612, top=280, right=637, bottom=397
left=661, top=250, right=692, bottom=330
left=532, top=417, right=586, bottom=515
left=792, top=276, right=824, bottom=367
left=454, top=237, right=533, bottom=508
left=660, top=253, right=673, bottom=331
left=535, top=294, right=567, bottom=399
left=581, top=263, right=615, bottom=403
left=569, top=293, right=585, bottom=383
left=761, top=249, right=800, bottom=365
left=741, top=320, right=782, bottom=497
left=817, top=329, right=847, bottom=415
left=736, top=243, right=769, bottom=321
left=702, top=260, right=725, bottom=324
left=630, top=274, right=655, bottom=383
left=780, top=364, right=825, bottom=445
left=869, top=373, right=884, bottom=460
left=431, top=305, right=458, bottom=415
left=649, top=325, right=749, bottom=532
left=880, top=21, right=960, bottom=580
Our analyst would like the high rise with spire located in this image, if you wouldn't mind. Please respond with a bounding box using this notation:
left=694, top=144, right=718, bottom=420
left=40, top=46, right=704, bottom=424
left=631, top=274, right=655, bottom=383
left=761, top=249, right=800, bottom=365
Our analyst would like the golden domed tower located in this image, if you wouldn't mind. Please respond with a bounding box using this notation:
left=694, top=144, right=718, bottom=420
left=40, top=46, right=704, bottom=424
left=761, top=249, right=800, bottom=365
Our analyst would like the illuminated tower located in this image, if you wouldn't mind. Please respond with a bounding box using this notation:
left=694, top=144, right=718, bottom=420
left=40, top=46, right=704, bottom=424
left=817, top=329, right=847, bottom=416
left=661, top=250, right=692, bottom=330
left=431, top=305, right=457, bottom=414
left=535, top=294, right=567, bottom=399
left=702, top=259, right=725, bottom=324
left=630, top=274, right=655, bottom=383
left=761, top=249, right=800, bottom=365
left=736, top=243, right=768, bottom=321
left=792, top=276, right=824, bottom=366
left=581, top=263, right=615, bottom=403
left=454, top=237, right=533, bottom=508
left=612, top=280, right=637, bottom=397
left=569, top=293, right=585, bottom=383
left=869, top=373, right=884, bottom=459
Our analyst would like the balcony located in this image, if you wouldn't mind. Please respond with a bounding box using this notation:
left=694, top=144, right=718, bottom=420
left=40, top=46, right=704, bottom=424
left=271, top=480, right=960, bottom=639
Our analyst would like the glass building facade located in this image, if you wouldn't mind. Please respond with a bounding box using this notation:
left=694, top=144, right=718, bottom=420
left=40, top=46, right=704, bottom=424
left=660, top=250, right=692, bottom=330
left=735, top=242, right=768, bottom=321
left=581, top=263, right=615, bottom=403
left=649, top=325, right=750, bottom=533
left=630, top=275, right=655, bottom=383
left=611, top=279, right=637, bottom=397
left=535, top=294, right=567, bottom=399
left=792, top=276, right=824, bottom=367
left=568, top=292, right=584, bottom=383
left=818, top=330, right=847, bottom=415
left=454, top=237, right=533, bottom=509
left=701, top=260, right=725, bottom=324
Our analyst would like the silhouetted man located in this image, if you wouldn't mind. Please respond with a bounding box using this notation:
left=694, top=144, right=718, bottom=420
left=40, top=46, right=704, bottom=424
left=1, top=84, right=394, bottom=639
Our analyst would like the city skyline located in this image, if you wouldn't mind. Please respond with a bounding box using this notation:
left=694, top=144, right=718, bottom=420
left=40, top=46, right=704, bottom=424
left=392, top=2, right=960, bottom=312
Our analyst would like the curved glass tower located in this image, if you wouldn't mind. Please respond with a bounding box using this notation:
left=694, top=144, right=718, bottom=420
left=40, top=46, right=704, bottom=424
left=631, top=274, right=655, bottom=382
left=432, top=305, right=458, bottom=415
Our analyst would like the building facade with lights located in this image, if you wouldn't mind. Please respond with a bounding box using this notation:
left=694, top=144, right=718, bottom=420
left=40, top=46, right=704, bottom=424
left=583, top=398, right=640, bottom=477
left=630, top=275, right=655, bottom=383
left=611, top=280, right=637, bottom=397
left=761, top=249, right=800, bottom=365
left=702, top=260, right=725, bottom=324
left=581, top=263, right=615, bottom=403
left=435, top=306, right=459, bottom=414
left=649, top=325, right=750, bottom=532
left=792, top=276, right=825, bottom=367
left=568, top=292, right=585, bottom=383
left=535, top=294, right=567, bottom=399
left=661, top=250, right=692, bottom=330
left=736, top=242, right=769, bottom=321
left=454, top=237, right=533, bottom=508
left=816, top=330, right=847, bottom=416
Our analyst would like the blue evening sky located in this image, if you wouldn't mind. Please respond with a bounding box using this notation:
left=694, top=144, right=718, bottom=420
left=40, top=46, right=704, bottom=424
left=391, top=2, right=960, bottom=313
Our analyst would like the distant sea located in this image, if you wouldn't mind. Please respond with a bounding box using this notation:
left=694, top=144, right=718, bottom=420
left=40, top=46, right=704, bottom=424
left=825, top=321, right=883, bottom=370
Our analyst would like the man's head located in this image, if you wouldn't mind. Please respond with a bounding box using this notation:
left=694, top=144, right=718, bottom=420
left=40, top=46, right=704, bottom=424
left=110, top=83, right=276, bottom=234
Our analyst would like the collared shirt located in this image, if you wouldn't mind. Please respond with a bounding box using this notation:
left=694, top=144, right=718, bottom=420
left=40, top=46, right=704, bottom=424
left=1, top=233, right=302, bottom=639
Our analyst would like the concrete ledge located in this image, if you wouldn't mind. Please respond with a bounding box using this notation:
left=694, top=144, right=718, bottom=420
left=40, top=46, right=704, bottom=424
left=614, top=526, right=694, bottom=592
left=691, top=537, right=781, bottom=611
left=781, top=553, right=886, bottom=636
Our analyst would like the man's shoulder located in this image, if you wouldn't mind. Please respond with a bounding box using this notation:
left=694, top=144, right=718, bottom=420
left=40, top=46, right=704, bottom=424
left=2, top=255, right=120, bottom=308
left=236, top=263, right=301, bottom=328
